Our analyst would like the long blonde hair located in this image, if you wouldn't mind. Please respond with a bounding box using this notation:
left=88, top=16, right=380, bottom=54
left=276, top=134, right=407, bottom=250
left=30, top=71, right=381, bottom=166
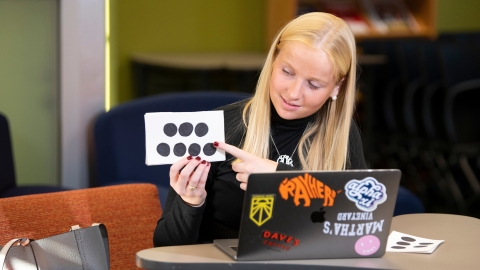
left=239, top=12, right=357, bottom=170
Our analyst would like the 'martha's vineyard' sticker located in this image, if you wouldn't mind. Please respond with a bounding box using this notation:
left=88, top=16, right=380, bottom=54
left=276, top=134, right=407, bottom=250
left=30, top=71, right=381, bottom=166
left=345, top=177, right=387, bottom=212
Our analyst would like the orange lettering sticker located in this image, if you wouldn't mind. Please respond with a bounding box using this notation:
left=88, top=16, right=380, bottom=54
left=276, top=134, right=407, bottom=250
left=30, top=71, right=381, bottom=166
left=279, top=173, right=337, bottom=207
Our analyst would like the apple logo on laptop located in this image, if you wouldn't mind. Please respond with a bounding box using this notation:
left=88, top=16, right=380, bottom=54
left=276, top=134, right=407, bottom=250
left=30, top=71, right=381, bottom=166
left=311, top=207, right=326, bottom=223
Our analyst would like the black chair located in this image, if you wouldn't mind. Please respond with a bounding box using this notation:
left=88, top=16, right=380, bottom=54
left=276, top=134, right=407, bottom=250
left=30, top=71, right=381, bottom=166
left=396, top=39, right=427, bottom=137
left=413, top=40, right=462, bottom=214
left=443, top=79, right=480, bottom=218
left=0, top=112, right=69, bottom=198
left=357, top=39, right=391, bottom=134
left=437, top=42, right=480, bottom=216
left=371, top=40, right=427, bottom=194
left=357, top=40, right=405, bottom=169
left=92, top=91, right=252, bottom=206
left=419, top=40, right=447, bottom=140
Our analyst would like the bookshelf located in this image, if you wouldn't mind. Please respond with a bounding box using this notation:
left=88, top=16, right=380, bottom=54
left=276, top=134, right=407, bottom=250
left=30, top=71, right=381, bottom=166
left=266, top=0, right=437, bottom=47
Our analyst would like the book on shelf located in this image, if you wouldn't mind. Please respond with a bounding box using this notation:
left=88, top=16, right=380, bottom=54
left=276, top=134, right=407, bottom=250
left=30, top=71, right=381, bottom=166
left=360, top=0, right=419, bottom=34
left=317, top=0, right=370, bottom=35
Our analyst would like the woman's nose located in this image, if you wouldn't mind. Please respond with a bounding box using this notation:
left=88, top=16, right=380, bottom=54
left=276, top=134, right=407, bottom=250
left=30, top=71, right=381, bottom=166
left=286, top=79, right=302, bottom=99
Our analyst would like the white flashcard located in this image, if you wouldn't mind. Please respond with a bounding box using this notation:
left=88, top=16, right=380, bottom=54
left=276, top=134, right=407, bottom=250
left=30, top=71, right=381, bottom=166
left=144, top=111, right=225, bottom=165
left=386, top=231, right=444, bottom=254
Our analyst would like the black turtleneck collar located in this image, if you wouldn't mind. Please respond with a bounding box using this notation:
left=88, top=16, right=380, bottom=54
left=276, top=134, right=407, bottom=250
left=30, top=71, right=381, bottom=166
left=269, top=102, right=313, bottom=168
left=270, top=102, right=313, bottom=129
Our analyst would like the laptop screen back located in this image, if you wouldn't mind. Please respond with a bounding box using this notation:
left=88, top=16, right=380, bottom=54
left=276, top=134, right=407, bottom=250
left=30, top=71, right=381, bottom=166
left=234, top=169, right=401, bottom=261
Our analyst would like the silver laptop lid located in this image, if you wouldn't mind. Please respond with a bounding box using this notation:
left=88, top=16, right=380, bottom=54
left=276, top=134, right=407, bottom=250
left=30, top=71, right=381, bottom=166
left=233, top=169, right=401, bottom=261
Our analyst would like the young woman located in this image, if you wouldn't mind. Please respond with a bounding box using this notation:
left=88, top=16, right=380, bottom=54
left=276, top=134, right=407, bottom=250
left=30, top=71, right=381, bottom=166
left=153, top=12, right=366, bottom=247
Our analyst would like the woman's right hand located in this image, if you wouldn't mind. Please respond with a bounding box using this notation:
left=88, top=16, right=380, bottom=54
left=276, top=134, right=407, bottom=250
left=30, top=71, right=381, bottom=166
left=169, top=155, right=210, bottom=206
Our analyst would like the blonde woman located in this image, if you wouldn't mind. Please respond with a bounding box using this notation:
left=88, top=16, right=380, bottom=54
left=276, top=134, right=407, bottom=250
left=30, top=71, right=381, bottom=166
left=154, top=12, right=366, bottom=246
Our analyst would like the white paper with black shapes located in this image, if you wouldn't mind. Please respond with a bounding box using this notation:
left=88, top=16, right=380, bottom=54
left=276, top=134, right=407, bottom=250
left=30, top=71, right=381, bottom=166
left=386, top=231, right=444, bottom=254
left=144, top=111, right=225, bottom=165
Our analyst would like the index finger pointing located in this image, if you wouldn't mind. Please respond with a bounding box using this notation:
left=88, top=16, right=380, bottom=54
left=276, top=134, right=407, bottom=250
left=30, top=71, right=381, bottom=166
left=214, top=141, right=250, bottom=161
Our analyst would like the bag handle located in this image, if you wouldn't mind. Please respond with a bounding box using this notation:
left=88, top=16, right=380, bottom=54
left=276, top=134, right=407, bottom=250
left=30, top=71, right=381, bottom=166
left=70, top=223, right=101, bottom=231
left=0, top=238, right=30, bottom=269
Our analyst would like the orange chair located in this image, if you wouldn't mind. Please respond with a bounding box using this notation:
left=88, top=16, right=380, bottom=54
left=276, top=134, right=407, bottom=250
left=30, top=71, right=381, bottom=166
left=0, top=183, right=162, bottom=270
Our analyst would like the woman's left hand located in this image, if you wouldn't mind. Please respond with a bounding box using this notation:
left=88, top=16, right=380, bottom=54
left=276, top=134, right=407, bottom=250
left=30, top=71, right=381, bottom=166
left=214, top=141, right=277, bottom=190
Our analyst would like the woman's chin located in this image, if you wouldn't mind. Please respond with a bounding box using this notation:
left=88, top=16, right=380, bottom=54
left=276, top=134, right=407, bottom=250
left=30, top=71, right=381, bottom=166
left=276, top=109, right=301, bottom=120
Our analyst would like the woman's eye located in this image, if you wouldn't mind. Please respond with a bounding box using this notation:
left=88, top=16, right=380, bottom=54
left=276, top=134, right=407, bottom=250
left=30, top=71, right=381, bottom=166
left=308, top=82, right=320, bottom=89
left=282, top=68, right=291, bottom=75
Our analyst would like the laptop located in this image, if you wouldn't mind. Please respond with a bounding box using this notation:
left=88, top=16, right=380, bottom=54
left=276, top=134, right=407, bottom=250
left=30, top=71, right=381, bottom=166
left=214, top=169, right=401, bottom=261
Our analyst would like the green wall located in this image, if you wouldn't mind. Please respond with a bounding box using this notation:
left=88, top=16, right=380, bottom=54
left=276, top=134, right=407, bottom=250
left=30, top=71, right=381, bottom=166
left=437, top=0, right=480, bottom=32
left=111, top=0, right=265, bottom=105
left=111, top=0, right=480, bottom=106
left=0, top=0, right=59, bottom=186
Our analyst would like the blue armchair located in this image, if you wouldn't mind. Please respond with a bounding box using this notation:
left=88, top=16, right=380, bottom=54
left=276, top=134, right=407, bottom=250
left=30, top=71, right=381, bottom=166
left=92, top=91, right=251, bottom=206
left=0, top=112, right=69, bottom=198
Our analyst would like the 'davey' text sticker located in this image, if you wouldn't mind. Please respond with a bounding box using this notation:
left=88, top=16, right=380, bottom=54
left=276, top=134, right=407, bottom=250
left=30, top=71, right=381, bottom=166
left=144, top=111, right=225, bottom=165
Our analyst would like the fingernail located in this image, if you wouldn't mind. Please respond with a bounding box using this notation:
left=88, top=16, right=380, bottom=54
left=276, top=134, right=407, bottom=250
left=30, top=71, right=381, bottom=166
left=195, top=156, right=201, bottom=161
left=201, top=160, right=206, bottom=164
left=213, top=142, right=219, bottom=147
left=187, top=155, right=192, bottom=160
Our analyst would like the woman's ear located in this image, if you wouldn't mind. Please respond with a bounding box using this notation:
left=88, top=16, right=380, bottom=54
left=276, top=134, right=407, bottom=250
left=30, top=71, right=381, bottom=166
left=332, top=77, right=345, bottom=98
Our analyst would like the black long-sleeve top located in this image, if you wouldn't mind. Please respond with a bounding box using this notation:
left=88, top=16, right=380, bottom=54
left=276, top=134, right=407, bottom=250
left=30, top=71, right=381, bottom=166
left=153, top=99, right=367, bottom=247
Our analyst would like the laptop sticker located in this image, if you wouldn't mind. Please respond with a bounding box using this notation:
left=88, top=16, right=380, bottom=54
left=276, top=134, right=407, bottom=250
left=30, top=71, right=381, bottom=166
left=322, top=219, right=385, bottom=236
left=344, top=177, right=387, bottom=211
left=261, top=230, right=301, bottom=251
left=249, top=195, right=275, bottom=226
left=355, top=235, right=381, bottom=256
left=279, top=173, right=337, bottom=207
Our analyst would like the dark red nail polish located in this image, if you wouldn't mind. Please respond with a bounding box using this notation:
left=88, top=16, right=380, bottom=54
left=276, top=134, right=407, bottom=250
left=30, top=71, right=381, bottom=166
left=195, top=156, right=201, bottom=161
left=187, top=155, right=192, bottom=160
left=213, top=142, right=219, bottom=147
left=201, top=160, right=206, bottom=164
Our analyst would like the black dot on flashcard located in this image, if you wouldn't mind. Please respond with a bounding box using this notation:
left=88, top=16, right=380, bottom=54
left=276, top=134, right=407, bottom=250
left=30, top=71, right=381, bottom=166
left=414, top=246, right=427, bottom=248
left=401, top=237, right=416, bottom=242
left=419, top=243, right=433, bottom=245
left=188, top=143, right=201, bottom=156
left=173, top=143, right=186, bottom=156
left=396, top=242, right=411, bottom=246
left=203, top=143, right=216, bottom=156
left=391, top=246, right=406, bottom=249
left=195, top=123, right=209, bottom=137
left=156, top=143, right=170, bottom=157
left=179, top=122, right=193, bottom=136
left=163, top=123, right=177, bottom=137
